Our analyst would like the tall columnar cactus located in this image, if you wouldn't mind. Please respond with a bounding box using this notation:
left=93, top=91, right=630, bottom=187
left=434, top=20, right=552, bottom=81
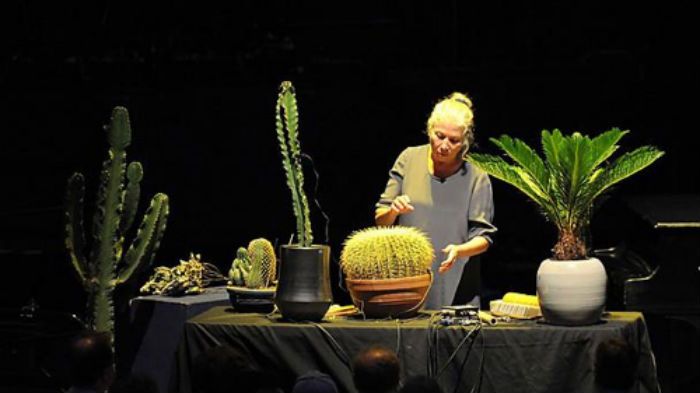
left=229, top=239, right=277, bottom=288
left=64, top=106, right=169, bottom=341
left=275, top=81, right=313, bottom=247
left=340, top=226, right=434, bottom=280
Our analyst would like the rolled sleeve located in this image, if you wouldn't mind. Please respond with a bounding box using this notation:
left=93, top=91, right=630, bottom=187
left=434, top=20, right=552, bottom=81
left=468, top=172, right=497, bottom=244
left=376, top=148, right=409, bottom=210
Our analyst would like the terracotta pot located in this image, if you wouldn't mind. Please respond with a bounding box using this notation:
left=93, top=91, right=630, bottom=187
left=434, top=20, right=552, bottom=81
left=346, top=273, right=432, bottom=318
left=537, top=258, right=607, bottom=326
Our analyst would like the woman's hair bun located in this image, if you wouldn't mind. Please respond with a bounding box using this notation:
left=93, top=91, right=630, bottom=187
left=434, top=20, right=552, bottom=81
left=448, top=92, right=473, bottom=110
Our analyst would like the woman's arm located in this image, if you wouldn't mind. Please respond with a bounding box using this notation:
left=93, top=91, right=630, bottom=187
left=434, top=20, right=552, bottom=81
left=375, top=195, right=414, bottom=226
left=437, top=170, right=498, bottom=273
left=375, top=149, right=411, bottom=225
left=438, top=236, right=490, bottom=273
left=375, top=206, right=398, bottom=226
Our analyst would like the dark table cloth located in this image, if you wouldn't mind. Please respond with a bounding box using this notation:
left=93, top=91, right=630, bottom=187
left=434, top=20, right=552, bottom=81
left=175, top=307, right=659, bottom=393
left=129, top=287, right=230, bottom=393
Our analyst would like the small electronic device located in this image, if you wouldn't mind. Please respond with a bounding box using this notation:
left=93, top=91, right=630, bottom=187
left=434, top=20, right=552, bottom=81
left=441, top=305, right=479, bottom=318
left=438, top=305, right=480, bottom=326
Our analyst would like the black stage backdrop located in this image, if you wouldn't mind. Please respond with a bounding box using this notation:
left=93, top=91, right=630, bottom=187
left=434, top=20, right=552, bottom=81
left=1, top=2, right=697, bottom=315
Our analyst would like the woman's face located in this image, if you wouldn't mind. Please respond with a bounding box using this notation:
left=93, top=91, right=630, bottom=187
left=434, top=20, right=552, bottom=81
left=429, top=121, right=465, bottom=164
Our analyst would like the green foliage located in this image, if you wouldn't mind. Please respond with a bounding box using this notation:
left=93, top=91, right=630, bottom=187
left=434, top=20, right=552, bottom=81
left=228, top=239, right=277, bottom=289
left=275, top=81, right=313, bottom=247
left=64, top=106, right=169, bottom=341
left=468, top=128, right=664, bottom=260
left=341, top=226, right=434, bottom=280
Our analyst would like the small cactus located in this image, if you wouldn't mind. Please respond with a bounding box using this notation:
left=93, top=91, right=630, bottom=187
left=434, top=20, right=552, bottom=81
left=228, top=239, right=276, bottom=288
left=340, top=226, right=434, bottom=280
left=247, top=238, right=277, bottom=288
left=229, top=247, right=250, bottom=286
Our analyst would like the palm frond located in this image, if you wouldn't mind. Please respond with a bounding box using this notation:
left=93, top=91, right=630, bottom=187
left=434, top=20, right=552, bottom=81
left=541, top=129, right=566, bottom=174
left=590, top=146, right=665, bottom=200
left=570, top=168, right=604, bottom=223
left=586, top=128, right=627, bottom=172
left=541, top=130, right=570, bottom=212
left=490, top=135, right=550, bottom=193
left=560, top=132, right=591, bottom=210
left=554, top=129, right=630, bottom=229
left=468, top=154, right=543, bottom=201
left=468, top=153, right=559, bottom=223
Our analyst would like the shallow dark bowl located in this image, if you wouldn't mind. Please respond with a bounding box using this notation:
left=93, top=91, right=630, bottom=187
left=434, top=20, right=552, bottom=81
left=226, top=286, right=276, bottom=313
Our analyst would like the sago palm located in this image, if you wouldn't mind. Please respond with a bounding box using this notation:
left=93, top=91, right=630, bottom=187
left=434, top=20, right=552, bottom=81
left=467, top=128, right=664, bottom=260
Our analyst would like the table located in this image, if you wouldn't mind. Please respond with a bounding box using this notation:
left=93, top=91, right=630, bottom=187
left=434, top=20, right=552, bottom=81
left=128, top=287, right=230, bottom=393
left=174, top=307, right=659, bottom=393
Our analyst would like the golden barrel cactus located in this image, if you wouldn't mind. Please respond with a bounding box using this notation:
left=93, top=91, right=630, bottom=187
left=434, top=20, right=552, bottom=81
left=341, top=226, right=434, bottom=280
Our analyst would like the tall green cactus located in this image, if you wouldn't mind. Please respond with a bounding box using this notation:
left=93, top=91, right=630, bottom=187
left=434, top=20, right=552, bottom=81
left=64, top=106, right=169, bottom=341
left=275, top=81, right=313, bottom=247
left=340, top=226, right=434, bottom=280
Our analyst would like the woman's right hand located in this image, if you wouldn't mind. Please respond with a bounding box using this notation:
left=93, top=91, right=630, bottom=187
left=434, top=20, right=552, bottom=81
left=391, top=195, right=415, bottom=215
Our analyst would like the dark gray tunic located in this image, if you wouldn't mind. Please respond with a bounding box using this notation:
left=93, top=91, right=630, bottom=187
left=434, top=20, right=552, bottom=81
left=377, top=144, right=497, bottom=309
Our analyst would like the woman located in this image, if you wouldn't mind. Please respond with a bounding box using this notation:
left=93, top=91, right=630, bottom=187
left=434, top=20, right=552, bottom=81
left=375, top=92, right=497, bottom=309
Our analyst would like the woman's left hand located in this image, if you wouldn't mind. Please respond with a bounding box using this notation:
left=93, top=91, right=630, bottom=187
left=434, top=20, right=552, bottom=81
left=439, top=244, right=459, bottom=273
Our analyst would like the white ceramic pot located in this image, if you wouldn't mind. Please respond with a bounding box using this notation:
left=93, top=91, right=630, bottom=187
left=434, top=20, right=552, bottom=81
left=536, top=258, right=607, bottom=326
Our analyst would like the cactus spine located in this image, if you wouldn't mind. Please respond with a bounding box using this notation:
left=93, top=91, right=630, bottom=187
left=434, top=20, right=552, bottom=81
left=64, top=106, right=169, bottom=341
left=275, top=81, right=313, bottom=247
left=229, top=239, right=277, bottom=288
left=340, top=226, right=434, bottom=280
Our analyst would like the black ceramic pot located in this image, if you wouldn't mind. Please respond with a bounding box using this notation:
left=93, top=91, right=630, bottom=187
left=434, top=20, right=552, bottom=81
left=275, top=244, right=332, bottom=321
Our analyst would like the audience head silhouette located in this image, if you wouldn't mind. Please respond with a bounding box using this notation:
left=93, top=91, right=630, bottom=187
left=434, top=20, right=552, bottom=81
left=292, top=370, right=338, bottom=393
left=67, top=330, right=114, bottom=393
left=352, top=345, right=400, bottom=393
